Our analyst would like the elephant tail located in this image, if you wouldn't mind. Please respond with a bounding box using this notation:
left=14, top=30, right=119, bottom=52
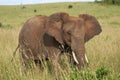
left=11, top=44, right=20, bottom=62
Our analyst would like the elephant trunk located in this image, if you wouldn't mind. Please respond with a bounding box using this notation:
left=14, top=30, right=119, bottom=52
left=71, top=37, right=87, bottom=69
left=74, top=49, right=86, bottom=69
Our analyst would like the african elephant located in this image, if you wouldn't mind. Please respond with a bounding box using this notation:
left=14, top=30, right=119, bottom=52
left=18, top=12, right=102, bottom=70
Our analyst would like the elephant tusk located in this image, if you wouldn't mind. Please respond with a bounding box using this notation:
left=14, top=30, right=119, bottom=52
left=85, top=54, right=89, bottom=63
left=72, top=51, right=79, bottom=64
left=61, top=44, right=64, bottom=49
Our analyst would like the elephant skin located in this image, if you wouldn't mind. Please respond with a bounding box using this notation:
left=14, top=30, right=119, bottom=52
left=18, top=12, right=102, bottom=70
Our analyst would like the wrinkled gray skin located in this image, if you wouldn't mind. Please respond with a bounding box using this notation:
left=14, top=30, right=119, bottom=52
left=18, top=12, right=102, bottom=70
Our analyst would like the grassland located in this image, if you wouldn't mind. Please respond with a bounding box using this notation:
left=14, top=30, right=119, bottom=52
left=0, top=2, right=120, bottom=80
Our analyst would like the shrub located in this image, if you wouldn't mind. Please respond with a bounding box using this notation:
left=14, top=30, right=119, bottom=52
left=0, top=23, right=13, bottom=29
left=70, top=68, right=95, bottom=80
left=21, top=6, right=26, bottom=9
left=0, top=22, right=2, bottom=27
left=95, top=0, right=120, bottom=5
left=34, top=9, right=37, bottom=12
left=68, top=5, right=73, bottom=9
left=117, top=74, right=120, bottom=80
left=96, top=66, right=109, bottom=80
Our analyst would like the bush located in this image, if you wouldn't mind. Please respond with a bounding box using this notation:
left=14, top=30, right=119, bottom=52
left=34, top=9, right=37, bottom=12
left=69, top=68, right=95, bottom=80
left=117, top=74, right=120, bottom=80
left=21, top=6, right=26, bottom=9
left=96, top=0, right=120, bottom=5
left=96, top=66, right=109, bottom=80
left=0, top=22, right=2, bottom=27
left=0, top=23, right=13, bottom=29
left=68, top=5, right=73, bottom=9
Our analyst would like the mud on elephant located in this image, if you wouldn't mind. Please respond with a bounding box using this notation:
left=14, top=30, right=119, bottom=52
left=14, top=12, right=102, bottom=70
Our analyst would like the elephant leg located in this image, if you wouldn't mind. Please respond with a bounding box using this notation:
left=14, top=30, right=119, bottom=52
left=19, top=47, right=36, bottom=74
left=19, top=47, right=27, bottom=74
left=20, top=52, right=28, bottom=75
left=48, top=47, right=62, bottom=73
left=66, top=52, right=74, bottom=65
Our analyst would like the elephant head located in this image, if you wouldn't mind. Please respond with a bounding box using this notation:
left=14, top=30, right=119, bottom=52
left=45, top=12, right=102, bottom=69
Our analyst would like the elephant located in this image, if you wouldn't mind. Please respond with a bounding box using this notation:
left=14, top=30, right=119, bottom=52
left=18, top=12, right=102, bottom=70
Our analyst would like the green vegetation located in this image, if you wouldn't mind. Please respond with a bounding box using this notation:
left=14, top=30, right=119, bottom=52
left=96, top=0, right=120, bottom=5
left=0, top=2, right=120, bottom=80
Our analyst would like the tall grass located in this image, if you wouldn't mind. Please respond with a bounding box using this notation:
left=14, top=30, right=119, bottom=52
left=0, top=2, right=120, bottom=80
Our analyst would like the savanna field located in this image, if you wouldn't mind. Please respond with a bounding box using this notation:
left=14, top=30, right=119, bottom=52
left=0, top=2, right=120, bottom=80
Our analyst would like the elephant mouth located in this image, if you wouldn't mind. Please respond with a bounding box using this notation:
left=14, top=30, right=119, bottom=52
left=59, top=44, right=89, bottom=64
left=72, top=51, right=88, bottom=64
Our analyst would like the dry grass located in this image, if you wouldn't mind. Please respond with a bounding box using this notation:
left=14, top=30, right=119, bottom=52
left=0, top=2, right=120, bottom=80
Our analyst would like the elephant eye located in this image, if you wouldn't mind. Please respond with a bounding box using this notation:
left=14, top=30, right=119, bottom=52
left=67, top=31, right=71, bottom=35
left=56, top=19, right=60, bottom=22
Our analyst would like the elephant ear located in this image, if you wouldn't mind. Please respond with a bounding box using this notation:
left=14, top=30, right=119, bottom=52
left=45, top=12, right=69, bottom=44
left=79, top=14, right=102, bottom=42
